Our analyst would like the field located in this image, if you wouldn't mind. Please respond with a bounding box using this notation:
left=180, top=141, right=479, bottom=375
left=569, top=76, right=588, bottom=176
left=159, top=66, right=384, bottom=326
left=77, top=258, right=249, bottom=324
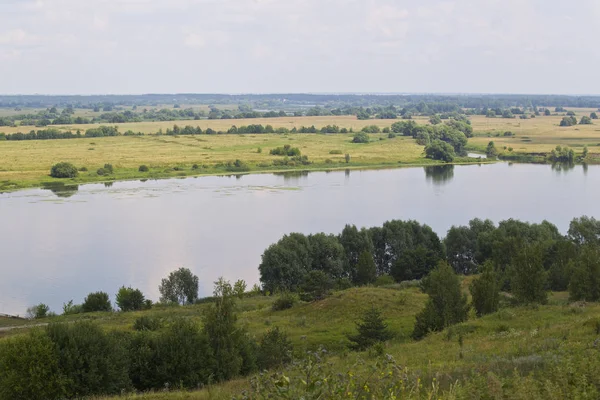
left=2, top=285, right=600, bottom=399
left=1, top=110, right=600, bottom=191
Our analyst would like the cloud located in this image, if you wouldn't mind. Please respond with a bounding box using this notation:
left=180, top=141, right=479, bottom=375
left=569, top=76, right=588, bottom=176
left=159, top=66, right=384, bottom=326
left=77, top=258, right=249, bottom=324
left=0, top=29, right=40, bottom=46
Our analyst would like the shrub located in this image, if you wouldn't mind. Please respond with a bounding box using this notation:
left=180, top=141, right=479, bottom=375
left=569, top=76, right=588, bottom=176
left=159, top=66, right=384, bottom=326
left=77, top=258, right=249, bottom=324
left=45, top=322, right=131, bottom=397
left=272, top=292, right=297, bottom=311
left=354, top=251, right=376, bottom=285
left=511, top=245, right=548, bottom=304
left=62, top=300, right=83, bottom=315
left=0, top=330, right=66, bottom=400
left=388, top=132, right=397, bottom=138
left=412, top=263, right=469, bottom=340
left=159, top=267, right=199, bottom=305
left=374, top=274, right=395, bottom=287
left=103, top=163, right=114, bottom=174
left=82, top=291, right=112, bottom=313
left=50, top=162, right=78, bottom=178
left=347, top=307, right=394, bottom=350
left=257, top=327, right=293, bottom=369
left=270, top=144, right=301, bottom=156
left=257, top=147, right=262, bottom=153
left=138, top=165, right=149, bottom=172
left=329, top=149, right=343, bottom=154
left=345, top=153, right=351, bottom=163
left=26, top=303, right=50, bottom=319
left=352, top=132, right=370, bottom=143
left=233, top=279, right=247, bottom=298
left=133, top=315, right=162, bottom=331
left=192, top=163, right=199, bottom=170
left=116, top=286, right=146, bottom=311
left=79, top=167, right=88, bottom=172
left=300, top=270, right=333, bottom=302
left=225, top=159, right=250, bottom=172
left=96, top=167, right=106, bottom=176
left=425, top=140, right=455, bottom=162
left=470, top=263, right=500, bottom=317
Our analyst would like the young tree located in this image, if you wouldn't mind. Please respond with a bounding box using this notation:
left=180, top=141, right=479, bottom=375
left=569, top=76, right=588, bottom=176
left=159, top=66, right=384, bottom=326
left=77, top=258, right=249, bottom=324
left=469, top=263, right=500, bottom=317
left=82, top=291, right=112, bottom=312
left=115, top=286, right=146, bottom=311
left=425, top=140, right=455, bottom=162
left=257, top=327, right=293, bottom=369
left=412, top=262, right=469, bottom=340
left=511, top=245, right=548, bottom=304
left=26, top=303, right=50, bottom=319
left=486, top=141, right=499, bottom=158
left=591, top=112, right=599, bottom=119
left=568, top=245, right=600, bottom=301
left=233, top=279, right=247, bottom=299
left=347, top=306, right=394, bottom=350
left=568, top=216, right=600, bottom=246
left=300, top=270, right=333, bottom=301
left=354, top=251, right=377, bottom=285
left=580, top=116, right=593, bottom=125
left=159, top=267, right=199, bottom=305
left=544, top=109, right=551, bottom=116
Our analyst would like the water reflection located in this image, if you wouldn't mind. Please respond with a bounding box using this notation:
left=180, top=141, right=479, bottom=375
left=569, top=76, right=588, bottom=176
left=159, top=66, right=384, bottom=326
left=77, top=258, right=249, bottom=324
left=104, top=182, right=114, bottom=188
left=273, top=170, right=310, bottom=183
left=424, top=165, right=454, bottom=185
left=41, top=182, right=79, bottom=198
left=551, top=162, right=575, bottom=173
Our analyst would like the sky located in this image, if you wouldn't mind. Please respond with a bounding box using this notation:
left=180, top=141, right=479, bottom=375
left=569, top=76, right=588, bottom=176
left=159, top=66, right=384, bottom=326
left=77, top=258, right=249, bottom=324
left=0, top=0, right=599, bottom=95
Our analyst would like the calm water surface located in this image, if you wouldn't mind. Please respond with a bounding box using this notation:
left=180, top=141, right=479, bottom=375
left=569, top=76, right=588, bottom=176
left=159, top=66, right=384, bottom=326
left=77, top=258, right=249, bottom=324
left=0, top=163, right=597, bottom=315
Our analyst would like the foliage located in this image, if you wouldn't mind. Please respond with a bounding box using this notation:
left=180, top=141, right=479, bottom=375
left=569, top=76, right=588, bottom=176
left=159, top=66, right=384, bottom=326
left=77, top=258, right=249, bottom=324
left=374, top=274, right=395, bottom=286
left=511, top=245, right=548, bottom=304
left=352, top=132, right=370, bottom=143
left=270, top=144, right=301, bottom=156
left=391, top=246, right=440, bottom=282
left=469, top=263, right=500, bottom=317
left=444, top=218, right=496, bottom=274
left=234, top=279, right=247, bottom=298
left=354, top=251, right=377, bottom=285
left=138, top=165, right=149, bottom=172
left=62, top=300, right=83, bottom=315
left=50, top=162, right=78, bottom=178
left=559, top=116, right=577, bottom=126
left=568, top=245, right=600, bottom=301
left=26, top=303, right=50, bottom=319
left=347, top=307, right=394, bottom=350
left=339, top=224, right=374, bottom=282
left=580, top=116, right=592, bottom=125
left=547, top=145, right=575, bottom=163
left=272, top=292, right=298, bottom=311
left=486, top=141, right=499, bottom=157
left=159, top=267, right=199, bottom=305
left=116, top=286, right=146, bottom=311
left=257, top=327, right=293, bottom=370
left=82, top=291, right=112, bottom=312
left=425, top=140, right=455, bottom=162
left=300, top=270, right=333, bottom=302
left=133, top=315, right=162, bottom=331
left=568, top=216, right=600, bottom=246
left=412, top=262, right=469, bottom=339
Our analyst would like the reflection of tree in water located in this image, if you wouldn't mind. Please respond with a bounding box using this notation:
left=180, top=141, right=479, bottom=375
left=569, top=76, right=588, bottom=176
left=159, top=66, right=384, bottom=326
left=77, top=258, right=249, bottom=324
left=551, top=162, right=575, bottom=173
left=273, top=170, right=310, bottom=182
left=104, top=181, right=114, bottom=188
left=41, top=182, right=79, bottom=198
left=424, top=165, right=454, bottom=185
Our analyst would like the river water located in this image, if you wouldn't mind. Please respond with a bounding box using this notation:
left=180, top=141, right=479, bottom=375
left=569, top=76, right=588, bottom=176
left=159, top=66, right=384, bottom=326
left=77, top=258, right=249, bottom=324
left=0, top=162, right=596, bottom=315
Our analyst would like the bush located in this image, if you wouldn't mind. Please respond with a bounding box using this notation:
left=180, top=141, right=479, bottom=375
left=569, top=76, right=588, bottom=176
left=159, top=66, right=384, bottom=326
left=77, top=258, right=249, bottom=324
left=26, top=303, right=50, bottom=319
left=82, top=291, right=112, bottom=313
left=96, top=167, right=106, bottom=176
left=103, top=163, right=114, bottom=174
left=79, top=167, right=88, bottom=172
left=116, top=286, right=146, bottom=311
left=352, top=132, right=370, bottom=143
left=347, top=307, right=394, bottom=350
left=133, top=315, right=162, bottom=331
left=138, top=165, right=149, bottom=172
left=62, top=300, right=83, bottom=315
left=0, top=330, right=66, bottom=400
left=272, top=292, right=297, bottom=311
left=300, top=270, right=333, bottom=302
left=257, top=327, right=293, bottom=369
left=329, top=149, right=343, bottom=154
left=50, top=162, right=78, bottom=178
left=270, top=144, right=301, bottom=156
left=45, top=322, right=131, bottom=397
left=470, top=263, right=500, bottom=317
left=425, top=140, right=455, bottom=162
left=374, top=274, right=395, bottom=287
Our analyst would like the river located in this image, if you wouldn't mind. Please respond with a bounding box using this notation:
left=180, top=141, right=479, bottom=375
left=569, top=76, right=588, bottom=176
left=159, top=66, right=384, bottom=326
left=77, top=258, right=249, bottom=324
left=0, top=162, right=596, bottom=315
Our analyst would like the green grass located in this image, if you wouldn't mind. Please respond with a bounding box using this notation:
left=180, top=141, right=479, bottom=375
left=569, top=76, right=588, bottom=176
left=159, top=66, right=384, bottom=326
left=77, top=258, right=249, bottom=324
left=3, top=285, right=600, bottom=399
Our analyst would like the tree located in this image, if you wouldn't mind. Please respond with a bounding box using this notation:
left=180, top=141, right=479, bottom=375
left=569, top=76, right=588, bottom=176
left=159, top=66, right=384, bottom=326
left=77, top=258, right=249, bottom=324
left=26, top=303, right=50, bottom=319
left=544, top=109, right=551, bottom=116
left=425, top=140, right=455, bottom=162
left=486, top=141, right=499, bottom=158
left=429, top=115, right=442, bottom=125
left=115, top=286, right=146, bottom=311
left=257, top=327, right=293, bottom=369
left=412, top=262, right=469, bottom=340
left=355, top=251, right=377, bottom=285
left=591, top=112, right=599, bottom=119
left=511, top=245, right=548, bottom=304
left=469, top=263, right=500, bottom=317
left=444, top=218, right=496, bottom=274
left=82, top=291, right=112, bottom=312
left=339, top=224, right=374, bottom=281
left=299, top=270, right=333, bottom=301
left=259, top=233, right=312, bottom=293
left=159, top=267, right=199, bottom=305
left=308, top=233, right=345, bottom=279
left=50, top=162, right=78, bottom=178
left=347, top=307, right=393, bottom=350
left=583, top=145, right=589, bottom=159
left=568, top=245, right=600, bottom=301
left=568, top=216, right=600, bottom=246
left=560, top=116, right=577, bottom=126
left=580, top=116, right=593, bottom=125
left=233, top=279, right=247, bottom=298
left=352, top=132, right=370, bottom=143
left=391, top=246, right=439, bottom=281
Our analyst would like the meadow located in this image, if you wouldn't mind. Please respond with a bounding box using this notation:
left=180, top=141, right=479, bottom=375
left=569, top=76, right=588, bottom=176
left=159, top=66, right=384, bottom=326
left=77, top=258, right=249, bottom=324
left=1, top=109, right=599, bottom=191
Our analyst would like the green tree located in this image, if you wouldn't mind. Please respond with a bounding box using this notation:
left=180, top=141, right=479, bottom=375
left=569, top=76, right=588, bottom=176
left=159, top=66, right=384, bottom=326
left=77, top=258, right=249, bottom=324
left=391, top=246, right=439, bottom=281
left=580, top=116, right=593, bottom=125
left=412, top=263, right=469, bottom=340
left=259, top=233, right=312, bottom=293
left=50, top=162, right=78, bottom=178
left=26, top=303, right=50, bottom=319
left=444, top=218, right=496, bottom=274
left=347, top=306, right=394, bottom=350
left=469, top=263, right=500, bottom=317
left=486, top=141, right=499, bottom=158
left=352, top=132, right=370, bottom=143
left=233, top=279, right=247, bottom=298
left=568, top=216, right=600, bottom=246
left=82, top=291, right=112, bottom=312
left=544, top=109, right=551, bottom=116
left=429, top=115, right=442, bottom=125
left=308, top=233, right=345, bottom=279
left=159, top=267, right=199, bottom=305
left=568, top=246, right=600, bottom=301
left=300, top=270, right=333, bottom=301
left=339, top=224, right=374, bottom=281
left=115, top=286, right=146, bottom=311
left=257, top=327, right=293, bottom=370
left=511, top=245, right=548, bottom=304
left=591, top=112, right=598, bottom=119
left=355, top=251, right=377, bottom=285
left=425, top=140, right=455, bottom=162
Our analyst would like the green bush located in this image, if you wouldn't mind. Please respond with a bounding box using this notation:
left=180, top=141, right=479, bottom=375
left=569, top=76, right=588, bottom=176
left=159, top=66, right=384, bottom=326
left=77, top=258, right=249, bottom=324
left=0, top=330, right=66, bottom=400
left=374, top=274, right=395, bottom=287
left=270, top=144, right=301, bottom=156
left=50, top=162, right=78, bottom=178
left=96, top=167, right=106, bottom=176
left=257, top=327, right=293, bottom=370
left=133, top=316, right=162, bottom=332
left=352, top=132, right=370, bottom=143
left=347, top=307, right=394, bottom=350
left=103, top=163, right=114, bottom=174
left=82, top=291, right=112, bottom=313
left=26, top=303, right=50, bottom=319
left=470, top=263, right=500, bottom=317
left=354, top=251, right=376, bottom=285
left=138, top=165, right=149, bottom=172
left=329, top=149, right=343, bottom=154
left=300, top=270, right=333, bottom=302
left=116, top=286, right=146, bottom=311
left=272, top=292, right=297, bottom=311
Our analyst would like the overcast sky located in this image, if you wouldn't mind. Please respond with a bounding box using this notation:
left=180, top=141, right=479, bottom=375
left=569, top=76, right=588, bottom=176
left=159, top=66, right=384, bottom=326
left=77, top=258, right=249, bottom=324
left=0, top=0, right=599, bottom=95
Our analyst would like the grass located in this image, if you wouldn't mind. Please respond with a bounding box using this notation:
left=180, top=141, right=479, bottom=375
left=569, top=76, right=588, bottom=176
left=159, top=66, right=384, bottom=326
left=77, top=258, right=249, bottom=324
left=3, top=284, right=600, bottom=399
left=2, top=110, right=600, bottom=191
